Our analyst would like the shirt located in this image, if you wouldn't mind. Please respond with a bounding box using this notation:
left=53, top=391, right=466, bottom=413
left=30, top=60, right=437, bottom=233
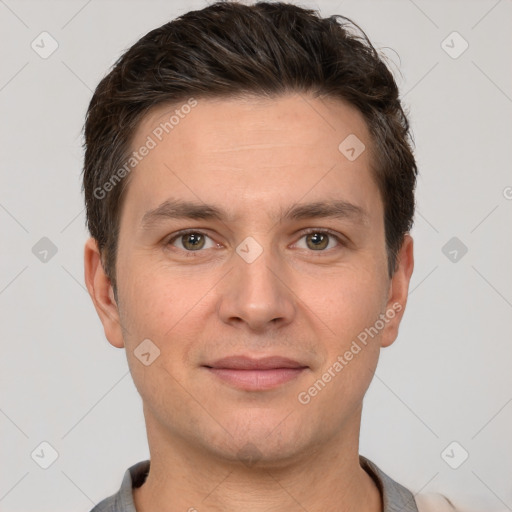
left=89, top=455, right=420, bottom=512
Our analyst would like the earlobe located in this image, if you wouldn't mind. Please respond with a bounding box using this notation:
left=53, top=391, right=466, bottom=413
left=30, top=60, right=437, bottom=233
left=83, top=237, right=125, bottom=348
left=380, top=234, right=414, bottom=348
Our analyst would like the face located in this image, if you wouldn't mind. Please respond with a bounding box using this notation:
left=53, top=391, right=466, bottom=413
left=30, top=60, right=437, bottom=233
left=85, top=93, right=413, bottom=466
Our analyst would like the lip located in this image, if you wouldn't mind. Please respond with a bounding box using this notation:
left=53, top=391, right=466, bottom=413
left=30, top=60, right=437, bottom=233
left=205, top=355, right=307, bottom=370
left=203, top=356, right=308, bottom=391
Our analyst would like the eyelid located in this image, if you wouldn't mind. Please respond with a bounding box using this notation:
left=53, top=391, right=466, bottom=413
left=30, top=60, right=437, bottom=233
left=166, top=229, right=218, bottom=249
left=297, top=227, right=345, bottom=241
left=292, top=227, right=347, bottom=250
left=166, top=227, right=347, bottom=253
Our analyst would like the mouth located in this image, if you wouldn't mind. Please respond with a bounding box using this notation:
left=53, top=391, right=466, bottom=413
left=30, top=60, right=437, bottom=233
left=202, top=355, right=309, bottom=391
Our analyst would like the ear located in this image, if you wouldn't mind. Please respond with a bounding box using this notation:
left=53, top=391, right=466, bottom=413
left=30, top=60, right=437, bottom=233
left=380, top=234, right=414, bottom=348
left=84, top=237, right=125, bottom=348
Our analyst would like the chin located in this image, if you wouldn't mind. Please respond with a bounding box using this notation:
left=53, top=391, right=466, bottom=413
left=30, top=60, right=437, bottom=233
left=197, top=412, right=317, bottom=469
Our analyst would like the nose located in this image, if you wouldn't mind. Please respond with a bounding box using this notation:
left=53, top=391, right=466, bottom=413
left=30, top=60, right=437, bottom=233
left=217, top=242, right=296, bottom=333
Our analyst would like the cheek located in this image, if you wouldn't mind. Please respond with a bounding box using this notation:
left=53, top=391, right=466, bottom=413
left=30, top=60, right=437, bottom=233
left=118, top=256, right=182, bottom=333
left=118, top=259, right=214, bottom=371
left=309, top=268, right=388, bottom=345
left=296, top=333, right=379, bottom=433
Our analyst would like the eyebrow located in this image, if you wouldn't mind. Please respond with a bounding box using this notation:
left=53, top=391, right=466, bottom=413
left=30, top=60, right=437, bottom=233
left=140, top=198, right=369, bottom=230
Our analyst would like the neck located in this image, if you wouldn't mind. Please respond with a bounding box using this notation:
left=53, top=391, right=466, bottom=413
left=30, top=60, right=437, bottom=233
left=133, top=405, right=382, bottom=512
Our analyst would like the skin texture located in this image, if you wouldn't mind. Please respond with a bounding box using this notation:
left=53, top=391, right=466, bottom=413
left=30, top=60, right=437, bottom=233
left=84, top=93, right=414, bottom=512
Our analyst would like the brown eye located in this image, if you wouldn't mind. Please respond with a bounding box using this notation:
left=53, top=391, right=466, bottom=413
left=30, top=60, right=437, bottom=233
left=295, top=230, right=344, bottom=252
left=181, top=233, right=205, bottom=251
left=168, top=231, right=215, bottom=252
left=305, top=232, right=329, bottom=250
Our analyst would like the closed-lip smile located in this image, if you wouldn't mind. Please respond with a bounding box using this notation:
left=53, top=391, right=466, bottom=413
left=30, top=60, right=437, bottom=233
left=203, top=355, right=308, bottom=390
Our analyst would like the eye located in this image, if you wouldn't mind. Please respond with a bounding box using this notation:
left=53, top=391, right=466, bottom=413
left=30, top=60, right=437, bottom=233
left=167, top=230, right=217, bottom=252
left=294, top=229, right=344, bottom=252
left=165, top=228, right=345, bottom=255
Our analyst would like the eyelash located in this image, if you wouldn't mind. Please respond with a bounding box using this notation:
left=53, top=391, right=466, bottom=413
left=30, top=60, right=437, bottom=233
left=166, top=228, right=346, bottom=255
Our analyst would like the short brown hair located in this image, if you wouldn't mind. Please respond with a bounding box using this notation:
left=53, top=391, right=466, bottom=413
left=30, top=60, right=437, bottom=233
left=82, top=0, right=417, bottom=298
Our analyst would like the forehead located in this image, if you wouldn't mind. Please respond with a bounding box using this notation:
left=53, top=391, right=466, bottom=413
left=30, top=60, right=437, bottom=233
left=137, top=93, right=371, bottom=164
left=120, top=93, right=380, bottom=227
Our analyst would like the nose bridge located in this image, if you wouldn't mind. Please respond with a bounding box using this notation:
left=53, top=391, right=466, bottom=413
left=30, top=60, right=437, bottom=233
left=218, top=236, right=295, bottom=330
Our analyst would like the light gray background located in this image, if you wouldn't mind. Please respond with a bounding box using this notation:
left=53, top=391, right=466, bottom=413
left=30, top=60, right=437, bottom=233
left=1, top=0, right=511, bottom=511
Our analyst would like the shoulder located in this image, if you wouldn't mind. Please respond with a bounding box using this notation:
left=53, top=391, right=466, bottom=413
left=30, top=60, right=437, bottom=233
left=416, top=491, right=509, bottom=512
left=415, top=492, right=457, bottom=512
left=88, top=460, right=150, bottom=512
left=89, top=494, right=118, bottom=512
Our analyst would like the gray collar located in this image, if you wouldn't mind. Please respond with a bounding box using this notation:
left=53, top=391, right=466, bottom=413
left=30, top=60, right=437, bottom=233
left=360, top=455, right=419, bottom=512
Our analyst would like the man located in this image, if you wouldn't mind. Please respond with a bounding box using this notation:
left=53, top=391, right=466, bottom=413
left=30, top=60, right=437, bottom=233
left=82, top=1, right=454, bottom=510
